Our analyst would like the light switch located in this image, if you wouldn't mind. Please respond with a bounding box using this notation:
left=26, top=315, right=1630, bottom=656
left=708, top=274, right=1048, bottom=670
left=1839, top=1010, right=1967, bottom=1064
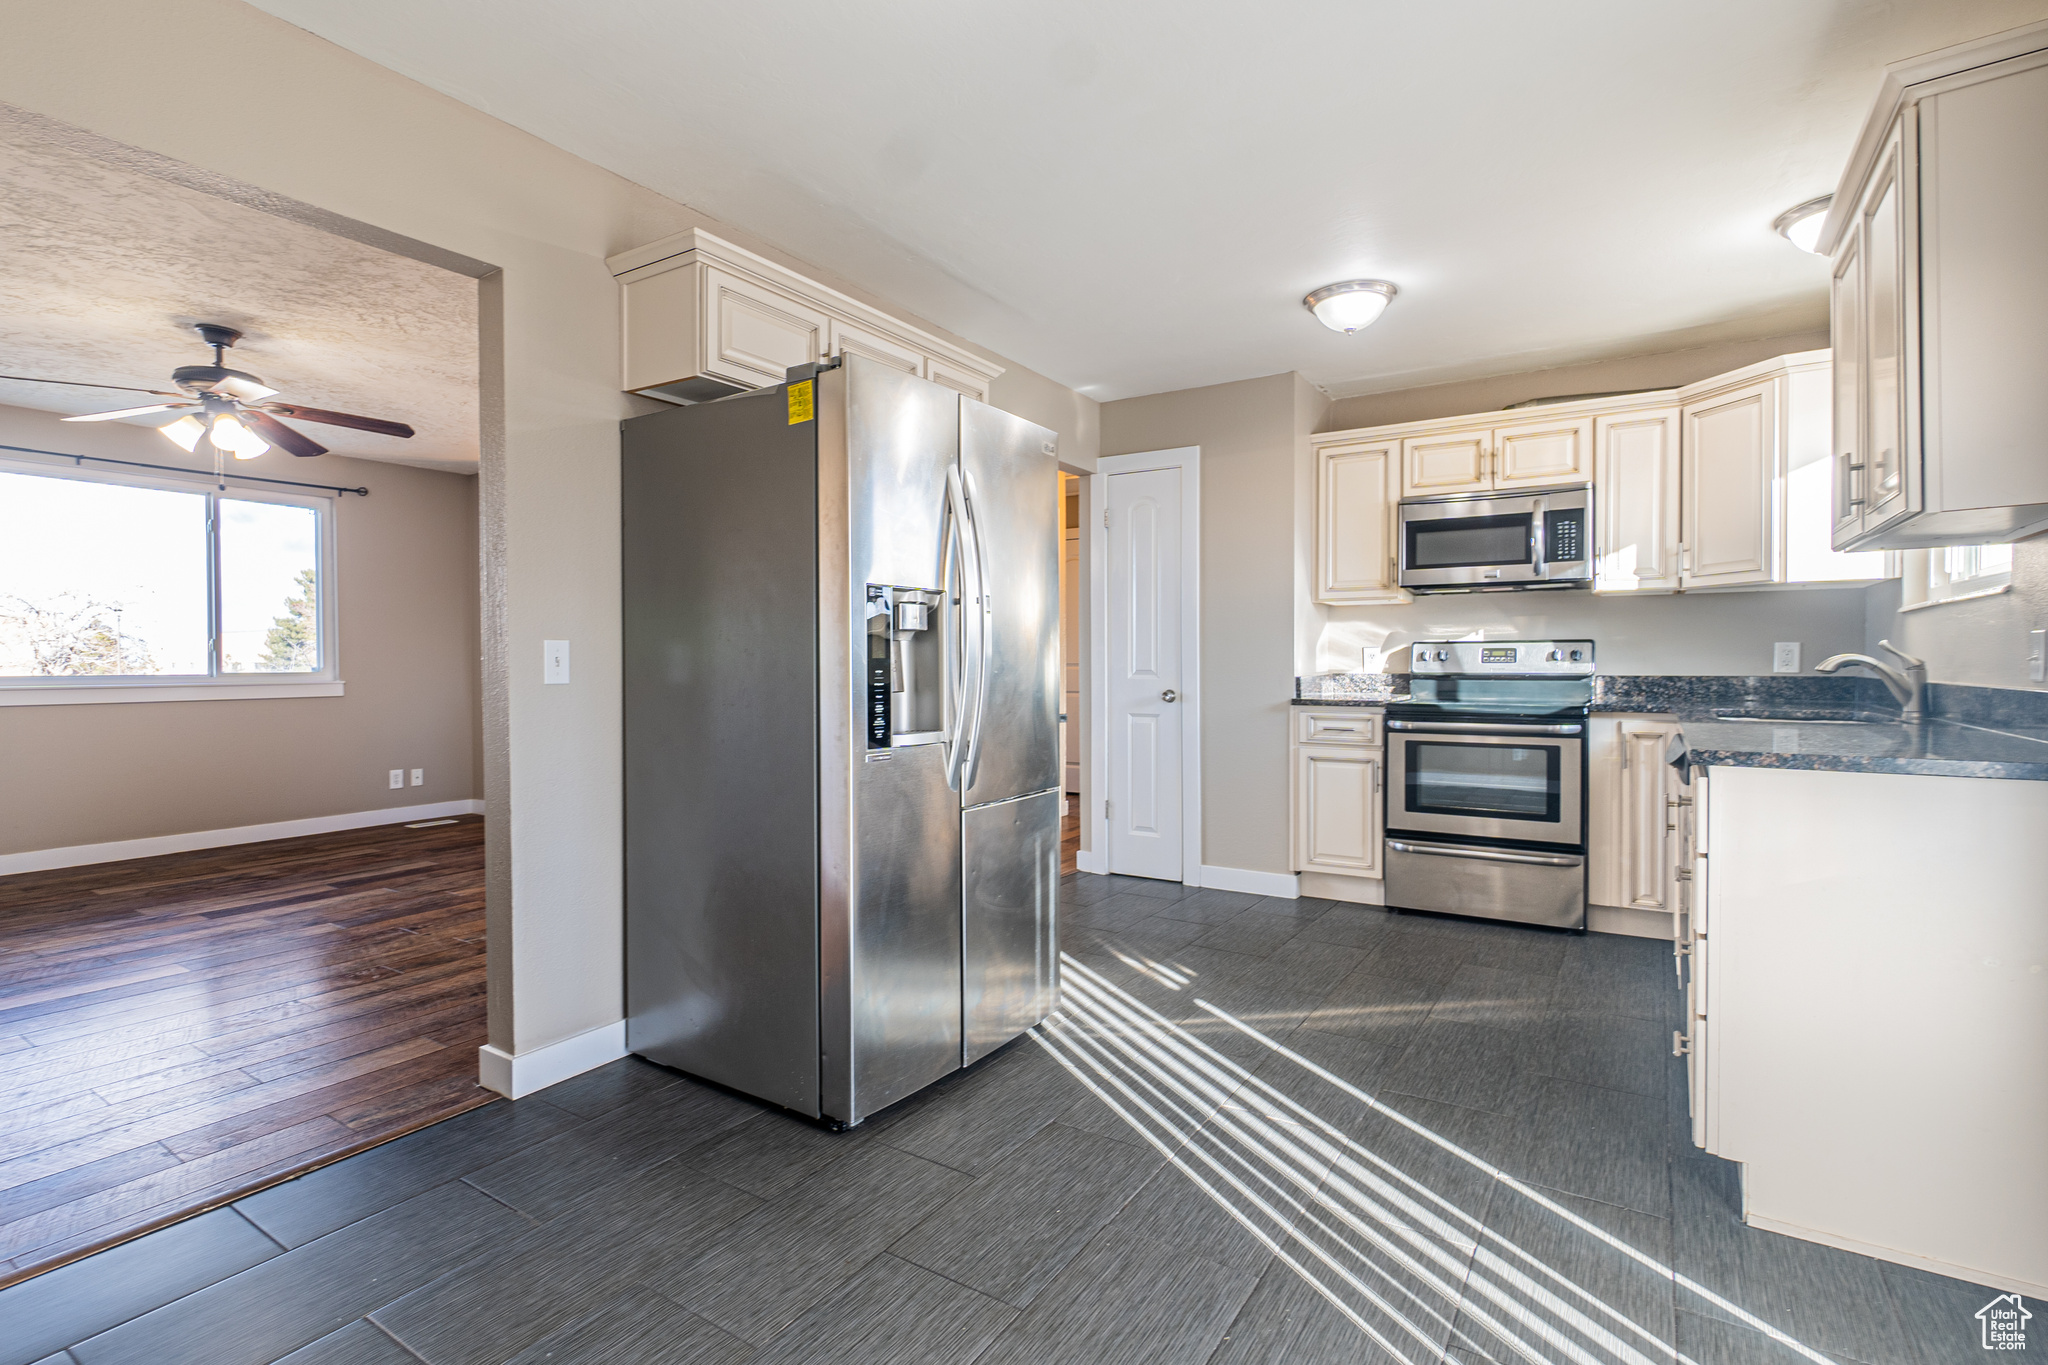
left=1773, top=642, right=1801, bottom=674
left=544, top=640, right=571, bottom=685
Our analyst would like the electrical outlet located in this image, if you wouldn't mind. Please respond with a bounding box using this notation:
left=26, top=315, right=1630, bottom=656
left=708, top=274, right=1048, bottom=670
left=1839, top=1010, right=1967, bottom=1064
left=1773, top=642, right=1801, bottom=674
left=544, top=639, right=571, bottom=685
left=410, top=769, right=424, bottom=787
left=388, top=769, right=404, bottom=790
left=2030, top=628, right=2045, bottom=684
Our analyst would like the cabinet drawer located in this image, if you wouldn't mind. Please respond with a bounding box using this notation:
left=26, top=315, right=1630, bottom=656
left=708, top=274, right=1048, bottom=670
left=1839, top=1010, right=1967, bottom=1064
left=1296, top=710, right=1381, bottom=746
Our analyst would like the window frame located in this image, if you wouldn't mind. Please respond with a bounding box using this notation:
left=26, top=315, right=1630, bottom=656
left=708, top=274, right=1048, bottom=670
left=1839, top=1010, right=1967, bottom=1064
left=1897, top=543, right=2014, bottom=612
left=0, top=453, right=341, bottom=704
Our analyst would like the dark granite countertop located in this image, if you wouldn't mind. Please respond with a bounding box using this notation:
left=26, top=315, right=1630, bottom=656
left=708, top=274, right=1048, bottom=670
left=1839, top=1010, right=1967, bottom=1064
left=1677, top=716, right=2048, bottom=781
left=1289, top=697, right=1397, bottom=708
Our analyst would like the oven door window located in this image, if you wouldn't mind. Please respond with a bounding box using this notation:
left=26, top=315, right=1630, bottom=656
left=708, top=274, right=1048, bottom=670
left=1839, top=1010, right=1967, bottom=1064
left=1404, top=740, right=1559, bottom=824
left=1406, top=513, right=1532, bottom=571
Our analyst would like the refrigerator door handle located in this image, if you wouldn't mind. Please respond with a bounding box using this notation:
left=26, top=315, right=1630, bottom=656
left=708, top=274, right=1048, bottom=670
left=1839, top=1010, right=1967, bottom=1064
left=959, top=468, right=993, bottom=793
left=940, top=466, right=974, bottom=792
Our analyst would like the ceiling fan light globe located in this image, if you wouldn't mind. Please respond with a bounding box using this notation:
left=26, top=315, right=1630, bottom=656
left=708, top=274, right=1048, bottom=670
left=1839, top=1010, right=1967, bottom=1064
left=1304, top=280, right=1397, bottom=333
left=160, top=414, right=206, bottom=451
left=211, top=413, right=269, bottom=459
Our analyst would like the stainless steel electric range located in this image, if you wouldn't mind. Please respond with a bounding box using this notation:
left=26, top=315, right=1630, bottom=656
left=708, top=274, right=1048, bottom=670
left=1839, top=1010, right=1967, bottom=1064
left=1383, top=639, right=1593, bottom=931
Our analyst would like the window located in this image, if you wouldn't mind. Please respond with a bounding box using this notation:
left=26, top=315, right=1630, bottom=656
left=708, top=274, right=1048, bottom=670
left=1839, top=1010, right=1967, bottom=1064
left=0, top=458, right=337, bottom=696
left=1899, top=542, right=2013, bottom=611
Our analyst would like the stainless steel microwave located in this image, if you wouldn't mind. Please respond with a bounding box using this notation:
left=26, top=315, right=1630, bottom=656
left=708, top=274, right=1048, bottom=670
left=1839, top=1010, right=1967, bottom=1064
left=1397, top=485, right=1592, bottom=592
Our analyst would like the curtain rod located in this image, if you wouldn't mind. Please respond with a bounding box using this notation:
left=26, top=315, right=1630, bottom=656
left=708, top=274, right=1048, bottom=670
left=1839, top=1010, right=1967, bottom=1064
left=0, top=443, right=370, bottom=496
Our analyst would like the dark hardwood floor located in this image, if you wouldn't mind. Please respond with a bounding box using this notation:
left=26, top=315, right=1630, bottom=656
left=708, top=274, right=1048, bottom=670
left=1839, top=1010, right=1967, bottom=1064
left=0, top=816, right=489, bottom=1288
left=1060, top=792, right=1078, bottom=876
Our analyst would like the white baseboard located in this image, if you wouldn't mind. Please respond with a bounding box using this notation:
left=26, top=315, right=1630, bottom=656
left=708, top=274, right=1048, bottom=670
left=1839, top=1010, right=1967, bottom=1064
left=1200, top=864, right=1300, bottom=899
left=1742, top=1211, right=2047, bottom=1300
left=1587, top=904, right=1677, bottom=940
left=0, top=799, right=487, bottom=877
left=478, top=1019, right=630, bottom=1100
left=1074, top=849, right=1108, bottom=875
left=1298, top=871, right=1386, bottom=905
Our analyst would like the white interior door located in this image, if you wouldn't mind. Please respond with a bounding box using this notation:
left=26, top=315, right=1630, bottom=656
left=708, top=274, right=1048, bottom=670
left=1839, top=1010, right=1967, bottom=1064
left=1107, top=466, right=1183, bottom=881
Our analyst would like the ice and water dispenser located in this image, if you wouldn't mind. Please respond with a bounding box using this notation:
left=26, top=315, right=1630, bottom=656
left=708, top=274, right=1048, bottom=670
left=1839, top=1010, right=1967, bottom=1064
left=866, top=585, right=946, bottom=750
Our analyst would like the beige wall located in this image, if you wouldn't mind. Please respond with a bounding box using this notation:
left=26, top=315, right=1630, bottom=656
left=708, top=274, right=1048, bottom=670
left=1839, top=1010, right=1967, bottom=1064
left=1100, top=374, right=1304, bottom=878
left=1864, top=535, right=2048, bottom=690
left=2, top=0, right=1096, bottom=1065
left=0, top=403, right=479, bottom=856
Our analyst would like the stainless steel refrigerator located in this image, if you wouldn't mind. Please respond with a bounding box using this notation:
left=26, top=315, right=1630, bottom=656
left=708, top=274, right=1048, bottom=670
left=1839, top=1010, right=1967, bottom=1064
left=623, top=355, right=1061, bottom=1126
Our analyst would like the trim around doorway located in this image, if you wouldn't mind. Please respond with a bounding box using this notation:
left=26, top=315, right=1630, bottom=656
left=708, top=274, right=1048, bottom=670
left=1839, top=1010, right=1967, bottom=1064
left=1086, top=446, right=1201, bottom=887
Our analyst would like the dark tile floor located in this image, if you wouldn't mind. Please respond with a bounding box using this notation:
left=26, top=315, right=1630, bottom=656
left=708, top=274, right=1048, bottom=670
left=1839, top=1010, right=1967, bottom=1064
left=0, top=872, right=2013, bottom=1364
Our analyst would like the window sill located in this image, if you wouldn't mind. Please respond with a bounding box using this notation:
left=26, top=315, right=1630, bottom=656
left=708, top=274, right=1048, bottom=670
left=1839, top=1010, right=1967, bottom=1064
left=1897, top=582, right=2012, bottom=613
left=0, top=681, right=345, bottom=706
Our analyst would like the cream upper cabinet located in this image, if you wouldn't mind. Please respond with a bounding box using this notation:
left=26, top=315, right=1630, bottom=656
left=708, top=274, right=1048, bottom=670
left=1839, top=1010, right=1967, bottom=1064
left=1398, top=419, right=1589, bottom=497
left=1492, top=415, right=1593, bottom=489
left=1314, top=440, right=1409, bottom=604
left=925, top=357, right=990, bottom=404
left=1821, top=36, right=2048, bottom=549
left=609, top=228, right=1003, bottom=406
left=827, top=318, right=922, bottom=376
left=704, top=267, right=828, bottom=388
left=1681, top=379, right=1777, bottom=588
left=1594, top=407, right=1681, bottom=592
left=1400, top=427, right=1491, bottom=496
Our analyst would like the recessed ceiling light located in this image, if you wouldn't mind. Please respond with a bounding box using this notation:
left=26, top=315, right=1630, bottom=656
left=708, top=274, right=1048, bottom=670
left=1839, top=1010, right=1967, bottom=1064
left=1304, top=280, right=1398, bottom=333
left=1772, top=196, right=1833, bottom=254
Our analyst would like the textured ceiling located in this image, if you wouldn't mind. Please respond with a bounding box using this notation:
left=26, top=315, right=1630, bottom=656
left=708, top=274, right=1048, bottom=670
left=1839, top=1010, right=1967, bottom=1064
left=244, top=0, right=2048, bottom=402
left=0, top=114, right=477, bottom=469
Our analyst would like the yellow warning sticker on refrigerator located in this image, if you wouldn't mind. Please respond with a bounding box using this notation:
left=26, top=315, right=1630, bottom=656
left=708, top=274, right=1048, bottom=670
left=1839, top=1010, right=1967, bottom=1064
left=787, top=379, right=814, bottom=425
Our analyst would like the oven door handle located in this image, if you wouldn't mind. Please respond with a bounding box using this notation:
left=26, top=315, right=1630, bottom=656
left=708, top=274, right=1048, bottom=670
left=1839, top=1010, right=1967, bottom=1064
left=1386, top=719, right=1584, bottom=736
left=1386, top=839, right=1583, bottom=868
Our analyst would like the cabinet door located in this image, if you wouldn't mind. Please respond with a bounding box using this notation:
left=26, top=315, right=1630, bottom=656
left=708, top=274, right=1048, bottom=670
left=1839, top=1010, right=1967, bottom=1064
left=702, top=267, right=828, bottom=388
left=1682, top=380, right=1777, bottom=587
left=1594, top=408, right=1681, bottom=592
left=1493, top=416, right=1594, bottom=490
left=1858, top=123, right=1917, bottom=534
left=1295, top=748, right=1381, bottom=877
left=1830, top=228, right=1867, bottom=547
left=1619, top=723, right=1677, bottom=911
left=1400, top=428, right=1491, bottom=497
left=926, top=358, right=990, bottom=404
left=1316, top=442, right=1405, bottom=603
left=827, top=319, right=922, bottom=376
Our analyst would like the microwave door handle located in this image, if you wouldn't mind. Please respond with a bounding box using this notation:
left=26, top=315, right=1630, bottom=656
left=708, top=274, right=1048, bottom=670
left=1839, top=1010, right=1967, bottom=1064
left=1530, top=497, right=1547, bottom=579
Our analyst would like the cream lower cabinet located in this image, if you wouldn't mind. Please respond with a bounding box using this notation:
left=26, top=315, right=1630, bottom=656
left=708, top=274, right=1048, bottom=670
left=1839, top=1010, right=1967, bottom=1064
left=1587, top=715, right=1684, bottom=921
left=1290, top=709, right=1383, bottom=879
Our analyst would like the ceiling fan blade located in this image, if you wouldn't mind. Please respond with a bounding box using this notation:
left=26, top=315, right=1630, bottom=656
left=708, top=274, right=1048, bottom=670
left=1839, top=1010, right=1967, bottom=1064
left=61, top=402, right=195, bottom=422
left=0, top=373, right=185, bottom=398
left=259, top=403, right=414, bottom=439
left=241, top=409, right=328, bottom=458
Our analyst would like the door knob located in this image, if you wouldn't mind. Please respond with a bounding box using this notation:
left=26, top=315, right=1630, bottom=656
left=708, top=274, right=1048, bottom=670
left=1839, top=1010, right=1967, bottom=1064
left=1160, top=689, right=1177, bottom=703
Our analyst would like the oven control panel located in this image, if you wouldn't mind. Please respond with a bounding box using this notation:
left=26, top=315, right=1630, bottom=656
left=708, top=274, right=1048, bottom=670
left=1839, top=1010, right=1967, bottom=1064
left=1409, top=639, right=1595, bottom=677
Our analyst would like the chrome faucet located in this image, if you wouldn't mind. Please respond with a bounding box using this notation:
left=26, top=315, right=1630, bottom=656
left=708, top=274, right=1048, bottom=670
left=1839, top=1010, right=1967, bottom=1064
left=1814, top=639, right=1927, bottom=723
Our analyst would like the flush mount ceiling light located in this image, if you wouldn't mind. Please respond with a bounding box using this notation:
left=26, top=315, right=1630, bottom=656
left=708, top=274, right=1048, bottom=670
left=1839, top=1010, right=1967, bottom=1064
left=1772, top=195, right=1834, bottom=254
left=1304, top=279, right=1398, bottom=333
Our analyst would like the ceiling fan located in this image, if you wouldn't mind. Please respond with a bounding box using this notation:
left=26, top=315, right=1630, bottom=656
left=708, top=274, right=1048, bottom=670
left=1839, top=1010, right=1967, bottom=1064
left=0, top=323, right=415, bottom=458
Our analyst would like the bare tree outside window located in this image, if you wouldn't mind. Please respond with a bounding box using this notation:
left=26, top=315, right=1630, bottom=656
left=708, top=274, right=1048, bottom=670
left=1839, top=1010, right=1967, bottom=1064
left=0, top=593, right=157, bottom=676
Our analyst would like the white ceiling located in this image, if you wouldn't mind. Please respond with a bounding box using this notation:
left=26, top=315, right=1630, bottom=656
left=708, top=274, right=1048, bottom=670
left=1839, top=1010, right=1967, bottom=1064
left=244, top=0, right=2048, bottom=403
left=0, top=115, right=478, bottom=469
